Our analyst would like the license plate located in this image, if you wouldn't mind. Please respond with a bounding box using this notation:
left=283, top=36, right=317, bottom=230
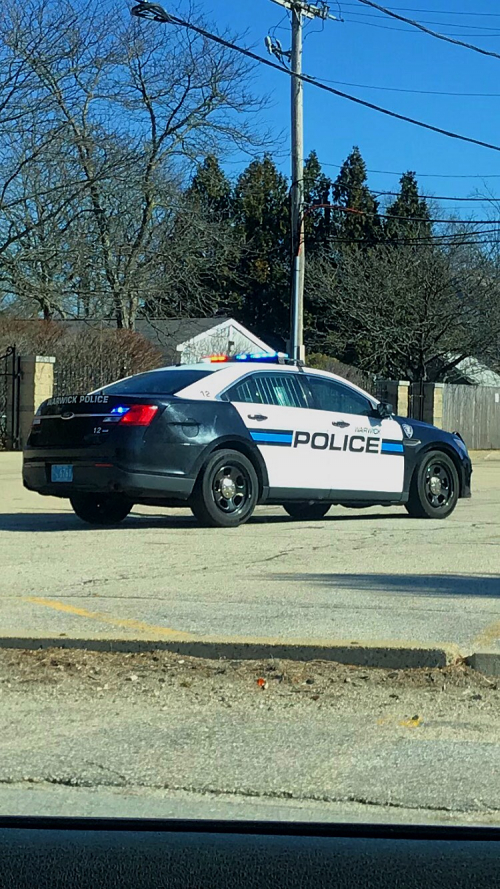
left=51, top=464, right=73, bottom=483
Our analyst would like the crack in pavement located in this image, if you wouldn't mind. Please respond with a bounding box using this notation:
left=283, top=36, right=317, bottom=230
left=0, top=776, right=498, bottom=817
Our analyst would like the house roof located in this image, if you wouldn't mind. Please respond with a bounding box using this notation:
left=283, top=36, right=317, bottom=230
left=134, top=318, right=229, bottom=360
left=452, top=357, right=500, bottom=387
left=176, top=317, right=274, bottom=354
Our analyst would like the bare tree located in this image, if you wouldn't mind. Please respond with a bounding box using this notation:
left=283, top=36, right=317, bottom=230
left=307, top=237, right=500, bottom=382
left=0, top=0, right=266, bottom=325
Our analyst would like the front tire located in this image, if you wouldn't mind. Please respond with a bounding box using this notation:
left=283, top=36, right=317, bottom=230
left=283, top=502, right=331, bottom=521
left=190, top=450, right=258, bottom=528
left=70, top=494, right=133, bottom=526
left=405, top=450, right=459, bottom=519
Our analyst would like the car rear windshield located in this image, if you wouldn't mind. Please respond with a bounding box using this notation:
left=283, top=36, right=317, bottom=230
left=100, top=368, right=213, bottom=397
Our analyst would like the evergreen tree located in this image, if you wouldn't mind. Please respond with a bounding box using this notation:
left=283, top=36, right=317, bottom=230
left=332, top=146, right=381, bottom=246
left=303, top=150, right=332, bottom=253
left=232, top=155, right=290, bottom=344
left=187, top=155, right=232, bottom=220
left=385, top=171, right=432, bottom=242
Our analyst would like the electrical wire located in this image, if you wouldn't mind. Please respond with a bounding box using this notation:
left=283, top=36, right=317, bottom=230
left=323, top=236, right=500, bottom=246
left=313, top=75, right=500, bottom=97
left=354, top=0, right=500, bottom=60
left=340, top=3, right=500, bottom=16
left=373, top=191, right=499, bottom=202
left=319, top=161, right=500, bottom=178
left=342, top=17, right=500, bottom=37
left=304, top=202, right=500, bottom=225
left=346, top=11, right=500, bottom=32
left=134, top=8, right=500, bottom=155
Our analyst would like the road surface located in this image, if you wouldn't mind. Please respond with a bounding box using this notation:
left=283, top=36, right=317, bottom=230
left=1, top=648, right=499, bottom=824
left=1, top=453, right=499, bottom=652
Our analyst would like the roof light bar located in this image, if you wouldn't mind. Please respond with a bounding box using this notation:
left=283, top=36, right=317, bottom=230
left=203, top=351, right=289, bottom=365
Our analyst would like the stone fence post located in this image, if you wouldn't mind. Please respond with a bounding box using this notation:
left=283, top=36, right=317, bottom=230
left=7, top=355, right=55, bottom=449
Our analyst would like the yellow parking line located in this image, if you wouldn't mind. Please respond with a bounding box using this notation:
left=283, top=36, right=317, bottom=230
left=25, top=597, right=191, bottom=640
left=472, top=621, right=500, bottom=650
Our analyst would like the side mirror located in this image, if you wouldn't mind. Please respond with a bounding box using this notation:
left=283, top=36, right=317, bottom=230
left=374, top=400, right=394, bottom=419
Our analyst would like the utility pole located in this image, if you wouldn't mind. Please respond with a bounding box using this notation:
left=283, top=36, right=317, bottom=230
left=129, top=0, right=340, bottom=364
left=290, top=4, right=305, bottom=364
left=268, top=1, right=337, bottom=364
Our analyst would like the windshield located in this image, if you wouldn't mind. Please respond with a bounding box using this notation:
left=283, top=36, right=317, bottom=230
left=1, top=0, right=499, bottom=835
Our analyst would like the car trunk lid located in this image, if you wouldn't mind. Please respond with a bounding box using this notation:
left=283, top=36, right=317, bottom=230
left=29, top=394, right=163, bottom=449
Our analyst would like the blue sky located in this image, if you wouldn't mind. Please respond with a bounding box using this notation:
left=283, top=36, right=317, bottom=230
left=183, top=0, right=500, bottom=217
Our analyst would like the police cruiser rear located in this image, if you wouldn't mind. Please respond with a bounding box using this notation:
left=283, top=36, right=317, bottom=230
left=23, top=353, right=472, bottom=528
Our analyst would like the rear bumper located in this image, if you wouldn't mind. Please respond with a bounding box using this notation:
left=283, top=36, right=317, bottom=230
left=23, top=458, right=196, bottom=502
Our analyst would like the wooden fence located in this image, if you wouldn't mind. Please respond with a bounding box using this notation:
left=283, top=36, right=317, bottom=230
left=442, top=385, right=500, bottom=450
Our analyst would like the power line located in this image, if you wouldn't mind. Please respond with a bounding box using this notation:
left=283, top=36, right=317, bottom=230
left=325, top=236, right=500, bottom=246
left=130, top=5, right=500, bottom=154
left=316, top=74, right=500, bottom=97
left=345, top=11, right=500, bottom=32
left=374, top=191, right=498, bottom=202
left=354, top=0, right=500, bottom=60
left=341, top=3, right=500, bottom=15
left=327, top=210, right=500, bottom=225
left=343, top=17, right=500, bottom=37
left=319, top=161, right=500, bottom=179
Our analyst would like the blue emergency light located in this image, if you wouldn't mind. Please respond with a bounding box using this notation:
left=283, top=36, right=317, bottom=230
left=204, top=351, right=288, bottom=364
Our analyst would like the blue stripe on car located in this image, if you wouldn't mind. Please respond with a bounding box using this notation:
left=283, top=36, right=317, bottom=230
left=381, top=441, right=404, bottom=454
left=251, top=431, right=293, bottom=445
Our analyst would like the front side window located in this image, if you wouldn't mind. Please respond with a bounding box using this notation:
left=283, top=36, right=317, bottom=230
left=307, top=375, right=373, bottom=416
left=225, top=373, right=308, bottom=408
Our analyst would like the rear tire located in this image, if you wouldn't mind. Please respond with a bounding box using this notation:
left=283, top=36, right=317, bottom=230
left=190, top=449, right=258, bottom=528
left=70, top=494, right=133, bottom=526
left=405, top=450, right=459, bottom=519
left=283, top=502, right=331, bottom=521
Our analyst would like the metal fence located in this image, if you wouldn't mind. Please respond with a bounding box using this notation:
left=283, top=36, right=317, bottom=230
left=0, top=346, right=21, bottom=450
left=53, top=361, right=130, bottom=397
left=442, top=385, right=500, bottom=450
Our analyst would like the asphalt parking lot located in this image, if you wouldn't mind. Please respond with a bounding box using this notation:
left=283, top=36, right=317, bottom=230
left=0, top=453, right=499, bottom=653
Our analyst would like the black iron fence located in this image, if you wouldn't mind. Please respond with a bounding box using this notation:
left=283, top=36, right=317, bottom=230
left=0, top=346, right=21, bottom=450
left=53, top=360, right=130, bottom=397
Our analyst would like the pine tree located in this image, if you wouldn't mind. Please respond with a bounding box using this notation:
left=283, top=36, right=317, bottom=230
left=187, top=155, right=232, bottom=220
left=303, top=150, right=332, bottom=253
left=385, top=171, right=433, bottom=242
left=332, top=146, right=381, bottom=246
left=232, top=155, right=290, bottom=345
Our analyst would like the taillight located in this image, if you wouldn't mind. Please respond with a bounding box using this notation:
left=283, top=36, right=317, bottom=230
left=118, top=404, right=159, bottom=427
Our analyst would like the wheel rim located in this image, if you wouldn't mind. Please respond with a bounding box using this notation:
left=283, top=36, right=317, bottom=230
left=212, top=463, right=251, bottom=516
left=424, top=460, right=454, bottom=510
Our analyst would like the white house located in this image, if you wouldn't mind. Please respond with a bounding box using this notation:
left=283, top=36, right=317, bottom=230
left=175, top=318, right=274, bottom=364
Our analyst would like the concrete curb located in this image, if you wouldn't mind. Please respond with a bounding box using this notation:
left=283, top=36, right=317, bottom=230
left=469, top=451, right=500, bottom=462
left=0, top=634, right=465, bottom=671
left=465, top=651, right=500, bottom=678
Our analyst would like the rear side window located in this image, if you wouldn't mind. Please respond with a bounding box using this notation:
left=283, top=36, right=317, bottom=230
left=225, top=373, right=307, bottom=408
left=101, top=369, right=213, bottom=397
left=307, top=375, right=373, bottom=416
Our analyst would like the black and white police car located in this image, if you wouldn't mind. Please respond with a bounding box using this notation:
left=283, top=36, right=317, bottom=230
left=23, top=352, right=472, bottom=528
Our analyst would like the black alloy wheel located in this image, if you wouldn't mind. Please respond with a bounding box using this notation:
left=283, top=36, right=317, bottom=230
left=70, top=494, right=133, bottom=526
left=191, top=450, right=258, bottom=528
left=406, top=450, right=459, bottom=519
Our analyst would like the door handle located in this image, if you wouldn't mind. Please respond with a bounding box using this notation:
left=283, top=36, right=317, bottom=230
left=248, top=414, right=268, bottom=421
left=332, top=421, right=350, bottom=428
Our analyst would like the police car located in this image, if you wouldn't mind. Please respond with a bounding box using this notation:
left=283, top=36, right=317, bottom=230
left=23, top=353, right=472, bottom=528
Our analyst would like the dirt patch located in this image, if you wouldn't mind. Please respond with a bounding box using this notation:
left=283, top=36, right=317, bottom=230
left=0, top=647, right=497, bottom=702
